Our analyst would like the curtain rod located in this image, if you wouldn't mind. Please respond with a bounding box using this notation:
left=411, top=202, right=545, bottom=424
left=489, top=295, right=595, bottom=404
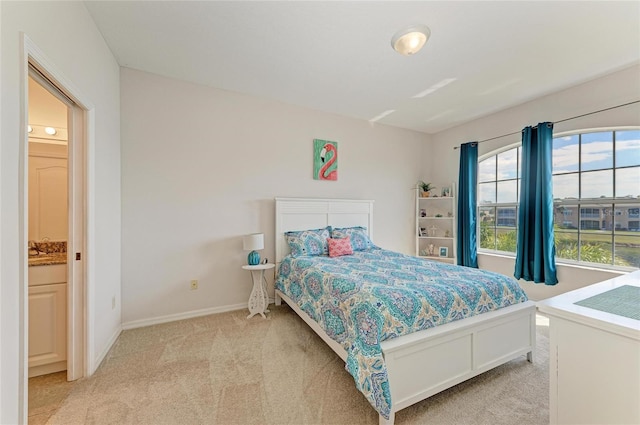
left=452, top=99, right=640, bottom=150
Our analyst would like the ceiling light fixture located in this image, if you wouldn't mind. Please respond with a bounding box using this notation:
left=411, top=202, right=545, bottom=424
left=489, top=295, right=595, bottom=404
left=44, top=126, right=57, bottom=135
left=391, top=25, right=431, bottom=56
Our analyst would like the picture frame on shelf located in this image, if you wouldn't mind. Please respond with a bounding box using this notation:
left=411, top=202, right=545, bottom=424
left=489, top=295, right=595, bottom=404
left=439, top=246, right=448, bottom=257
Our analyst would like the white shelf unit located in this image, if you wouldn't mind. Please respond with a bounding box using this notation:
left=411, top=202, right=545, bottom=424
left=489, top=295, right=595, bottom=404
left=415, top=184, right=457, bottom=264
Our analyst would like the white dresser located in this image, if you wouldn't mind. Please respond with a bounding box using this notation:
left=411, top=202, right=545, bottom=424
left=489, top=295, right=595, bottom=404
left=537, top=271, right=640, bottom=425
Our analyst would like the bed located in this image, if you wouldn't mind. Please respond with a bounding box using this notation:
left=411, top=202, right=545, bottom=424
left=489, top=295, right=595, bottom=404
left=274, top=197, right=536, bottom=425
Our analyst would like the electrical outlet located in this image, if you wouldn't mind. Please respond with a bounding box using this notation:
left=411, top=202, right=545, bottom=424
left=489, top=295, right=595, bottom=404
left=112, top=296, right=116, bottom=309
left=190, top=279, right=198, bottom=290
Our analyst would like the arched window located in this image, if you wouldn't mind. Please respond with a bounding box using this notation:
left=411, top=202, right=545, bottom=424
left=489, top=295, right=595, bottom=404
left=478, top=128, right=640, bottom=269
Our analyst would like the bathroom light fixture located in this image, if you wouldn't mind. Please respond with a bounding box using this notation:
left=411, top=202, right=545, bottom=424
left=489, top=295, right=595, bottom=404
left=27, top=124, right=68, bottom=145
left=391, top=25, right=431, bottom=56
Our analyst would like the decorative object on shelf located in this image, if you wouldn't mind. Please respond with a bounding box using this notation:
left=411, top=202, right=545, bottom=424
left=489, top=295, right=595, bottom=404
left=439, top=246, right=449, bottom=257
left=416, top=180, right=434, bottom=197
left=445, top=230, right=450, bottom=238
left=313, top=139, right=338, bottom=181
left=447, top=211, right=453, bottom=217
left=420, top=209, right=426, bottom=217
left=441, top=186, right=451, bottom=197
left=243, top=233, right=264, bottom=265
left=435, top=213, right=443, bottom=217
left=429, top=225, right=439, bottom=237
left=420, top=249, right=428, bottom=256
left=420, top=227, right=426, bottom=236
left=428, top=244, right=435, bottom=256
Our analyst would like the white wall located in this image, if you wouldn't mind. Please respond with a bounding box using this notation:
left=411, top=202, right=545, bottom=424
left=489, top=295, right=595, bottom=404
left=1, top=3, right=121, bottom=423
left=426, top=65, right=640, bottom=300
left=120, top=68, right=428, bottom=325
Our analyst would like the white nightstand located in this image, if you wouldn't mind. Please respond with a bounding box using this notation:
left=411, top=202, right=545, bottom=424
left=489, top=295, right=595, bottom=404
left=242, top=263, right=275, bottom=319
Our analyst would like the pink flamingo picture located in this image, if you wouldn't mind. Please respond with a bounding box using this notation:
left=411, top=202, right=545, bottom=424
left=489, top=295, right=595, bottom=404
left=313, top=139, right=338, bottom=181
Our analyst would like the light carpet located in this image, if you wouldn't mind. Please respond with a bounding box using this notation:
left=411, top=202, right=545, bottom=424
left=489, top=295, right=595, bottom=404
left=31, top=306, right=549, bottom=425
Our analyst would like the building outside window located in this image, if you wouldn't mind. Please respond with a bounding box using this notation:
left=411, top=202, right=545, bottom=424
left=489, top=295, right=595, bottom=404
left=478, top=129, right=640, bottom=269
left=496, top=208, right=517, bottom=227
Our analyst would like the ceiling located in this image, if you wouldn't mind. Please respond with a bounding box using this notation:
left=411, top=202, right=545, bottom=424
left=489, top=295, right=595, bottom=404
left=28, top=76, right=69, bottom=144
left=84, top=1, right=640, bottom=134
left=29, top=77, right=68, bottom=129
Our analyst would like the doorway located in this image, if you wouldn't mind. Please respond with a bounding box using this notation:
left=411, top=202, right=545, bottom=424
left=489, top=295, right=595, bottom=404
left=27, top=74, right=70, bottom=384
left=21, top=42, right=91, bottom=423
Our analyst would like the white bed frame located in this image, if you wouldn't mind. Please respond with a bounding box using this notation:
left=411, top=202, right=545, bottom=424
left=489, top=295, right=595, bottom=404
left=274, top=197, right=536, bottom=425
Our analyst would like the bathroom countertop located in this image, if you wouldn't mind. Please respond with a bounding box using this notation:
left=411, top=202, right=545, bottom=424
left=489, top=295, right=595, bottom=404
left=28, top=253, right=67, bottom=267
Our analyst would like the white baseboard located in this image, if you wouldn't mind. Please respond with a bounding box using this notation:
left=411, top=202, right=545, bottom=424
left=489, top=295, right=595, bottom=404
left=121, top=303, right=247, bottom=330
left=92, top=325, right=122, bottom=374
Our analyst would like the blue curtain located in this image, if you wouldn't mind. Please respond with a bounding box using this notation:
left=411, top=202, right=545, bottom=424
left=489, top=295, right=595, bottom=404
left=457, top=142, right=478, bottom=268
left=514, top=123, right=558, bottom=285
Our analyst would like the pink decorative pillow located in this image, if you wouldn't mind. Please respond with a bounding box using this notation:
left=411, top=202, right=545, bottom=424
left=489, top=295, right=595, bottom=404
left=327, top=237, right=354, bottom=257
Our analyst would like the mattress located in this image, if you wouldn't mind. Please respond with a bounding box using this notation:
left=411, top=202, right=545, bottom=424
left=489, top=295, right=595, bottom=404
left=276, top=248, right=528, bottom=419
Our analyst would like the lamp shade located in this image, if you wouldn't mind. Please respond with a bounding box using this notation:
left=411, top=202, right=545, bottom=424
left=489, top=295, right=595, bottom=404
left=243, top=233, right=264, bottom=251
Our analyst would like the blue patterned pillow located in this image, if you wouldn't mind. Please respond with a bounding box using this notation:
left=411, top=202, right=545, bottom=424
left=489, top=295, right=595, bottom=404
left=331, top=227, right=374, bottom=251
left=285, top=226, right=331, bottom=257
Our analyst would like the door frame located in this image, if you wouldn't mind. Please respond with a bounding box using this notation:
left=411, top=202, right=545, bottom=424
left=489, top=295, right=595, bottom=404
left=19, top=33, right=95, bottom=422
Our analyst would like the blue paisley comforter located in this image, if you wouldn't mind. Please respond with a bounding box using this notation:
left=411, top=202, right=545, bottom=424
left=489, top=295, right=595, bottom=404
left=276, top=248, right=528, bottom=419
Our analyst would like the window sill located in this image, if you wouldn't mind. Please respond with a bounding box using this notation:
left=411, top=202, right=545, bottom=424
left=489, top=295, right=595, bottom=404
left=477, top=250, right=635, bottom=275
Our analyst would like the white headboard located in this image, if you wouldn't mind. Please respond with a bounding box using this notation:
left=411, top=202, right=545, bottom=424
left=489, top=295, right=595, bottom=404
left=275, top=197, right=374, bottom=264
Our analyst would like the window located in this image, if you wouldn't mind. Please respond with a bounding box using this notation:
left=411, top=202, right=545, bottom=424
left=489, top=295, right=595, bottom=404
left=579, top=208, right=600, bottom=219
left=478, top=146, right=520, bottom=253
left=580, top=220, right=600, bottom=230
left=478, top=129, right=640, bottom=269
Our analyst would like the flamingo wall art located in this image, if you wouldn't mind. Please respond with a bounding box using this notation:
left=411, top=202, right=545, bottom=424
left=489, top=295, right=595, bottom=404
left=313, top=139, right=338, bottom=181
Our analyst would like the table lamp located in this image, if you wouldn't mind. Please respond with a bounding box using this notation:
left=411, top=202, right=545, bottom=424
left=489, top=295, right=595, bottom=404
left=243, top=233, right=264, bottom=265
